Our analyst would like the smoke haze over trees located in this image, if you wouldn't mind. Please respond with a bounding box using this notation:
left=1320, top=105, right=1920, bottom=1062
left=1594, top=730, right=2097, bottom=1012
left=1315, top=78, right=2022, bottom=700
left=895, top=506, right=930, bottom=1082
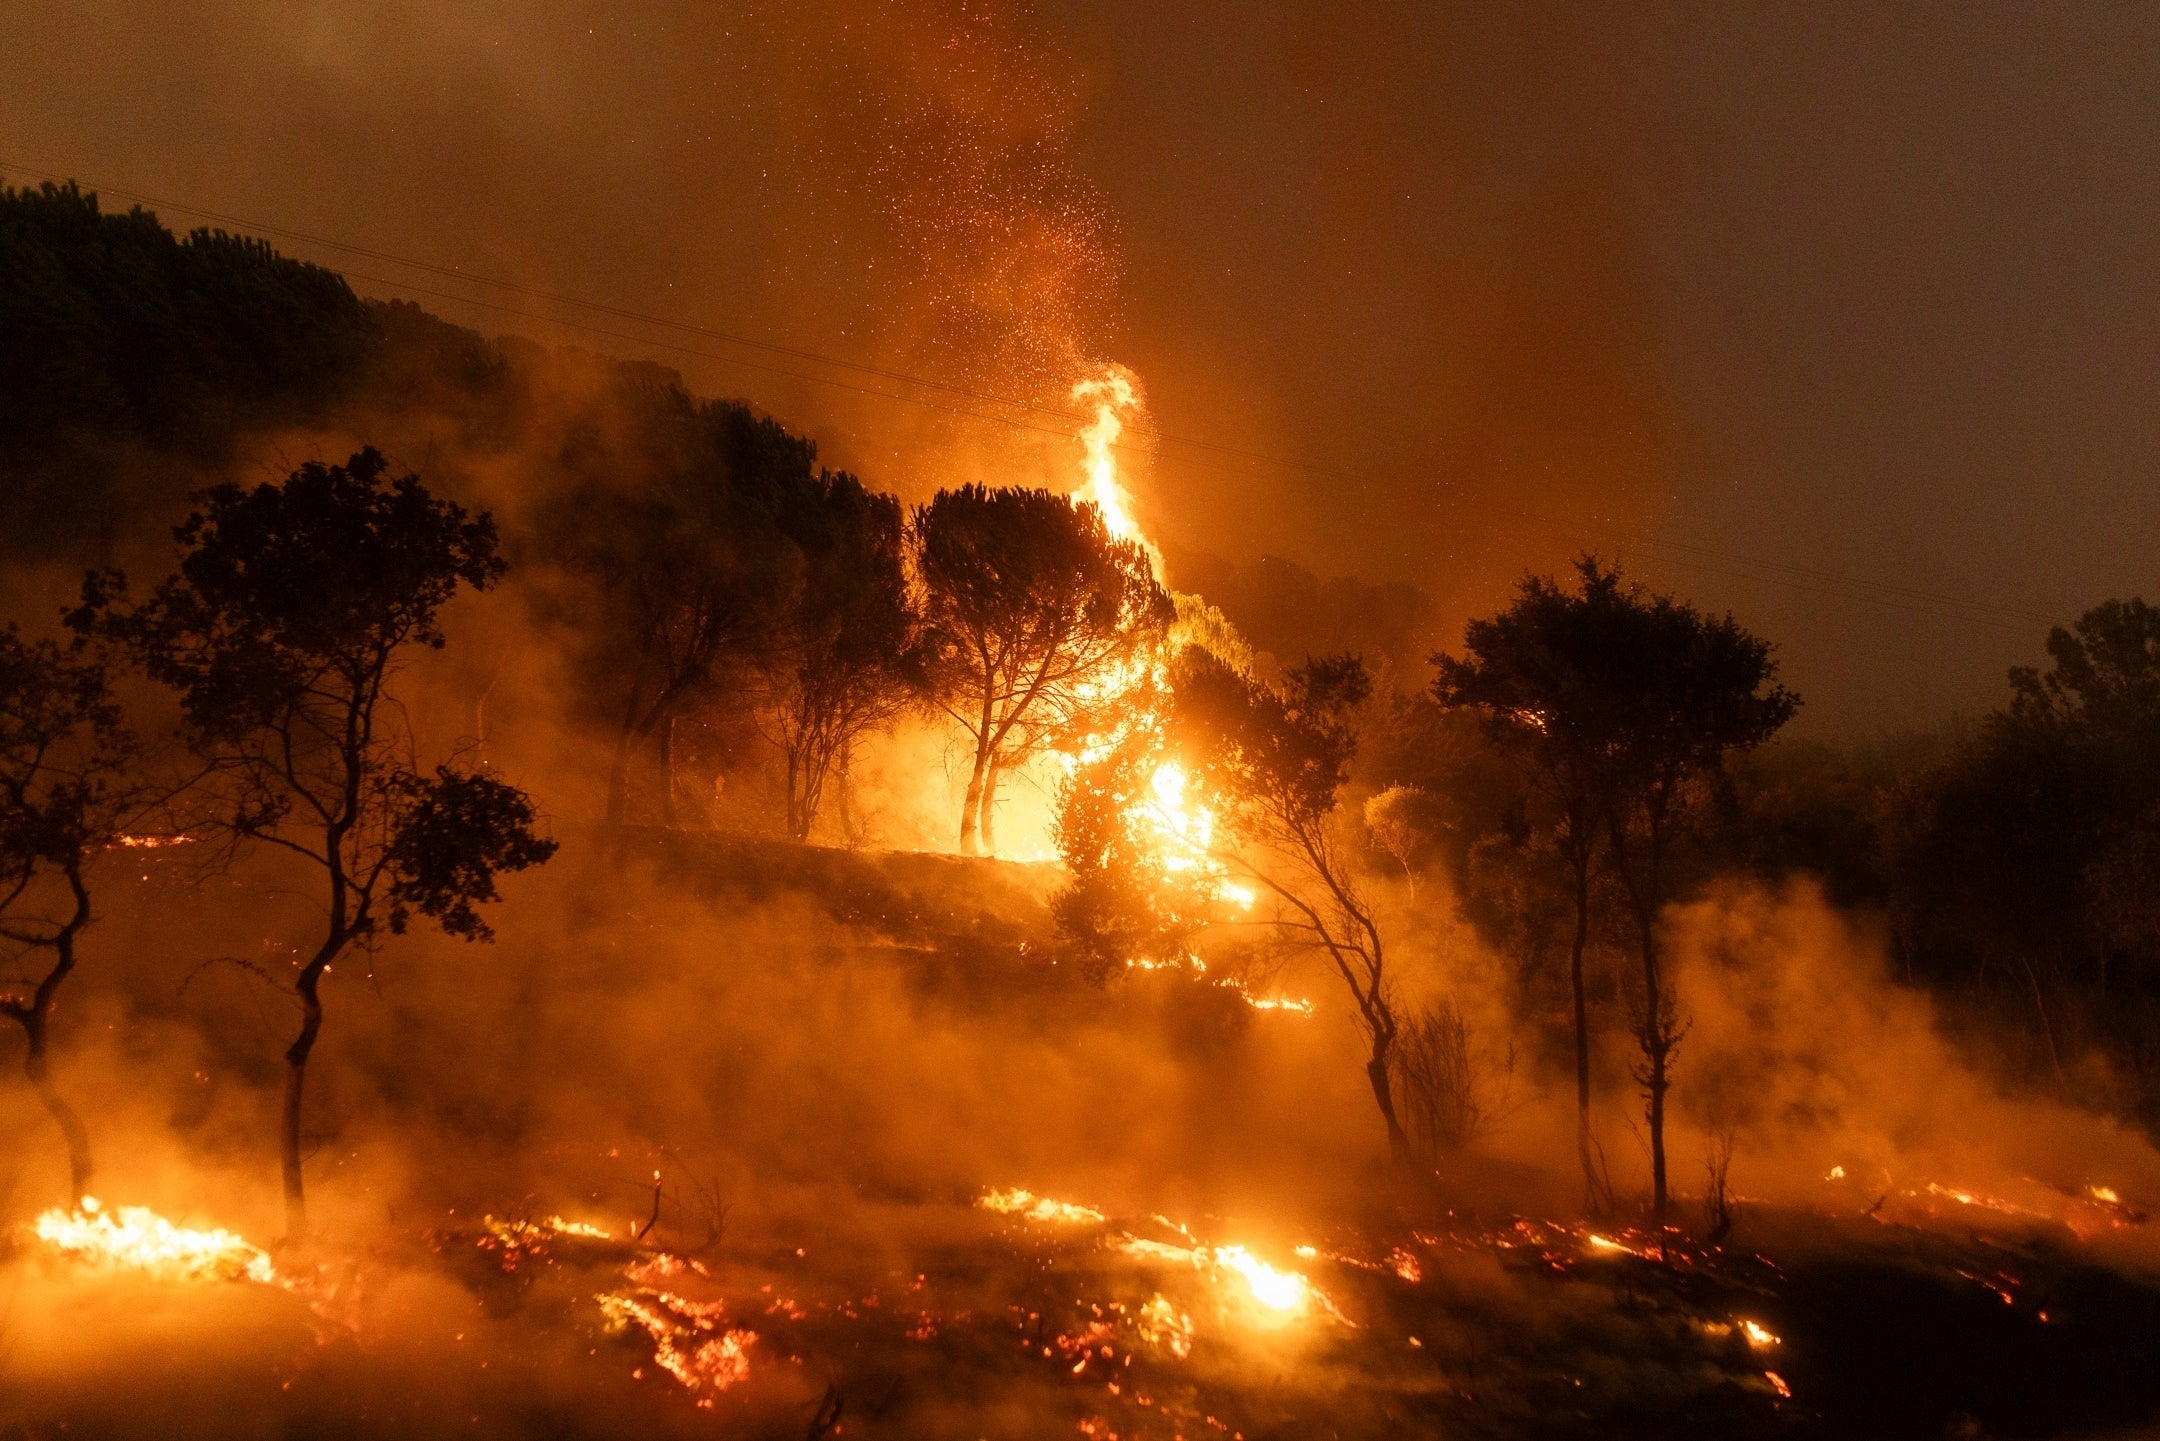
left=8, top=174, right=2160, bottom=1438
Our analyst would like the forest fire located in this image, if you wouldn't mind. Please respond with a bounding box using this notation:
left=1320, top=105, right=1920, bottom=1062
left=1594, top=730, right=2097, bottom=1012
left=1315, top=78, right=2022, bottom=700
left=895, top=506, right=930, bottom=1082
left=7, top=15, right=2160, bottom=1429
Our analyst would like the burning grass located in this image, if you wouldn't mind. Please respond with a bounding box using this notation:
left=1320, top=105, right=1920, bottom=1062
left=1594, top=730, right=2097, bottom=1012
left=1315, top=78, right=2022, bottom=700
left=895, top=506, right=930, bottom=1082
left=13, top=1178, right=2160, bottom=1438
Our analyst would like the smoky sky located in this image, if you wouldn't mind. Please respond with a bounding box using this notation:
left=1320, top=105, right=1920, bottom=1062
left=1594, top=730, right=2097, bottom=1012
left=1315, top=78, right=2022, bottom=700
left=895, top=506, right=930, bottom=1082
left=3, top=1, right=2156, bottom=732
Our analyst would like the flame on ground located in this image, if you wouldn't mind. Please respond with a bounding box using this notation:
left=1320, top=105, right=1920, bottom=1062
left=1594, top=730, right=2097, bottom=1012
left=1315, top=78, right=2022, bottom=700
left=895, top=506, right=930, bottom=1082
left=28, top=1197, right=277, bottom=1284
left=598, top=1256, right=755, bottom=1401
left=1118, top=1234, right=1320, bottom=1320
left=980, top=1187, right=1108, bottom=1226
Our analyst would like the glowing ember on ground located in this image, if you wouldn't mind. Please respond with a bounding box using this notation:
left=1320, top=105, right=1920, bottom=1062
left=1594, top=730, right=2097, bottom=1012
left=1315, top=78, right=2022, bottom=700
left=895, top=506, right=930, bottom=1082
left=1921, top=1182, right=2048, bottom=1219
left=1211, top=976, right=1315, bottom=1015
left=1739, top=1319, right=1781, bottom=1349
left=598, top=1258, right=755, bottom=1401
left=980, top=1188, right=1108, bottom=1226
left=1135, top=1294, right=1195, bottom=1358
left=28, top=1197, right=276, bottom=1284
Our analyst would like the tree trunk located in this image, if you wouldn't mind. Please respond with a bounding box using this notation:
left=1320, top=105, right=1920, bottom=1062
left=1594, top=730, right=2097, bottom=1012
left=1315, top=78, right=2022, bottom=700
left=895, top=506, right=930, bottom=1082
left=658, top=711, right=679, bottom=828
left=1364, top=1042, right=1416, bottom=1167
left=786, top=744, right=807, bottom=842
left=2015, top=953, right=2068, bottom=1093
left=1636, top=903, right=1670, bottom=1223
left=1569, top=856, right=1597, bottom=1210
left=281, top=952, right=333, bottom=1241
left=958, top=758, right=986, bottom=856
left=958, top=710, right=992, bottom=857
left=606, top=687, right=642, bottom=827
left=23, top=1009, right=92, bottom=1208
left=977, top=759, right=1002, bottom=858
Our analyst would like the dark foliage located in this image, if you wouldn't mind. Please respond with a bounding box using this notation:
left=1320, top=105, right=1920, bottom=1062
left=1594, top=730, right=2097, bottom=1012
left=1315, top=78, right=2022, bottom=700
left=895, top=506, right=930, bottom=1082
left=0, top=628, right=140, bottom=1205
left=760, top=470, right=921, bottom=842
left=539, top=385, right=818, bottom=826
left=76, top=449, right=553, bottom=1235
left=0, top=181, right=376, bottom=554
left=1172, top=647, right=1416, bottom=1161
left=386, top=767, right=559, bottom=941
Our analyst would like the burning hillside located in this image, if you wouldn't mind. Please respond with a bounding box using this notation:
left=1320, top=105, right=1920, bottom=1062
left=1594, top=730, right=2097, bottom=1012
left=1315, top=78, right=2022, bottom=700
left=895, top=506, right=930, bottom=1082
left=7, top=65, right=2160, bottom=1436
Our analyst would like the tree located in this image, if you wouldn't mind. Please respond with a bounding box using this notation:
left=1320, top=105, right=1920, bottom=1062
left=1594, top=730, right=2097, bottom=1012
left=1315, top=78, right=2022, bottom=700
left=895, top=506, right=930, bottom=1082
left=543, top=388, right=814, bottom=827
left=2008, top=598, right=2160, bottom=761
left=1884, top=598, right=2160, bottom=1086
left=0, top=180, right=376, bottom=556
left=1432, top=560, right=1634, bottom=1207
left=76, top=449, right=557, bottom=1238
left=914, top=485, right=1171, bottom=856
left=759, top=471, right=919, bottom=842
left=1173, top=649, right=1415, bottom=1164
left=0, top=631, right=139, bottom=1208
left=1589, top=567, right=1796, bottom=1221
left=1363, top=784, right=1446, bottom=897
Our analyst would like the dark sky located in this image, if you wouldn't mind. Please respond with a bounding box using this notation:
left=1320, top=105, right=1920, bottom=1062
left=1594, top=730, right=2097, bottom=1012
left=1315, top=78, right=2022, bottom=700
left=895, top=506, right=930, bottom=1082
left=4, top=1, right=2155, bottom=733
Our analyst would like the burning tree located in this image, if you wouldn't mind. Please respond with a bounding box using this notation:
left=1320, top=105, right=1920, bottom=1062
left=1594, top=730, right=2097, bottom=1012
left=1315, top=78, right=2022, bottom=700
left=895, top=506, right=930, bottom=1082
left=75, top=449, right=557, bottom=1238
left=758, top=471, right=920, bottom=842
left=1172, top=649, right=1415, bottom=1164
left=0, top=629, right=140, bottom=1208
left=914, top=484, right=1171, bottom=856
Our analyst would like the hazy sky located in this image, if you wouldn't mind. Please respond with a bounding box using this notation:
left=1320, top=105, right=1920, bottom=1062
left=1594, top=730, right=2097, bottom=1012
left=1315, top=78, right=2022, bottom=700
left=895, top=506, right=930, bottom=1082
left=3, top=1, right=2155, bottom=732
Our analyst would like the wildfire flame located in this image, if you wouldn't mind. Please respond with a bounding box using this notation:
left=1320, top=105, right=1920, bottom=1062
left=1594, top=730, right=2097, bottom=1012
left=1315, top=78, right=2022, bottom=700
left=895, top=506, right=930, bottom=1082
left=1118, top=1234, right=1319, bottom=1319
left=1070, top=367, right=1148, bottom=557
left=980, top=1187, right=1108, bottom=1226
left=1051, top=363, right=1254, bottom=928
left=29, top=1196, right=276, bottom=1284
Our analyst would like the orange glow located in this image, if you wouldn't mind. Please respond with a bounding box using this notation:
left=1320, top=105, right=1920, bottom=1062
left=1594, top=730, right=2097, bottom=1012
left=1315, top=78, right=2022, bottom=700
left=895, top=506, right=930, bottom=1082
left=29, top=1197, right=277, bottom=1284
left=978, top=1187, right=1107, bottom=1226
left=1070, top=366, right=1147, bottom=556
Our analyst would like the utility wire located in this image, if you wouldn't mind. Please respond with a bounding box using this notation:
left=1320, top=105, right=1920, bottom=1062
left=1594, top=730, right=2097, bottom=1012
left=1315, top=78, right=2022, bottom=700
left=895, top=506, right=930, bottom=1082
left=1, top=159, right=1324, bottom=478
left=0, top=159, right=2061, bottom=635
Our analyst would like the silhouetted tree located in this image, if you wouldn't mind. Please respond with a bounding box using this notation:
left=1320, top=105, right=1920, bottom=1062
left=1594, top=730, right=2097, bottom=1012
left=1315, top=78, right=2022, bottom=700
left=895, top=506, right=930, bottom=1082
left=0, top=181, right=376, bottom=555
left=0, top=631, right=140, bottom=1208
left=914, top=486, right=1170, bottom=856
left=76, top=449, right=556, bottom=1239
left=1174, top=649, right=1414, bottom=1164
left=760, top=472, right=919, bottom=842
left=1589, top=566, right=1796, bottom=1221
left=1886, top=598, right=2160, bottom=1089
left=543, top=389, right=813, bottom=826
left=1432, top=560, right=1634, bottom=1207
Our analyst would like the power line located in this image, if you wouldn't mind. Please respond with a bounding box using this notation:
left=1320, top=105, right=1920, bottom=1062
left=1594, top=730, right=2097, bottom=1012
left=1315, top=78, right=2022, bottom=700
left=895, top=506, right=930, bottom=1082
left=1, top=159, right=1338, bottom=480
left=0, top=159, right=2062, bottom=636
left=336, top=267, right=1110, bottom=449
